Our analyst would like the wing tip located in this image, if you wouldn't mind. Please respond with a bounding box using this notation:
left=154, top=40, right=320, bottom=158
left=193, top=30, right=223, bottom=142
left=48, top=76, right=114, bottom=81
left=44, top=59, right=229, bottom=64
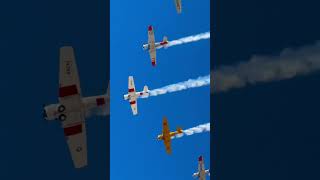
left=148, top=25, right=153, bottom=31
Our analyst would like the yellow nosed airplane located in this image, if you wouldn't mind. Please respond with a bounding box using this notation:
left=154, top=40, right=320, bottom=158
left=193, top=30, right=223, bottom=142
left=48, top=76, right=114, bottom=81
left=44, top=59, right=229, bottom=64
left=157, top=117, right=183, bottom=154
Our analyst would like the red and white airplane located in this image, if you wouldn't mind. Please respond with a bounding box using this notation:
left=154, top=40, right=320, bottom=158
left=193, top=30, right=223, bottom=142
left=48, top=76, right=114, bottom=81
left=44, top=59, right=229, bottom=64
left=43, top=46, right=109, bottom=168
left=192, top=156, right=210, bottom=180
left=123, top=76, right=149, bottom=115
left=174, top=0, right=182, bottom=14
left=142, top=25, right=169, bottom=66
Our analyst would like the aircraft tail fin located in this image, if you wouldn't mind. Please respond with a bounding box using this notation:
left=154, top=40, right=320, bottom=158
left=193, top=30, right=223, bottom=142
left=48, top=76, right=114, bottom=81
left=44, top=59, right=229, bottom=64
left=177, top=127, right=183, bottom=133
left=143, top=85, right=149, bottom=92
left=106, top=81, right=110, bottom=97
left=163, top=36, right=169, bottom=49
left=163, top=36, right=168, bottom=42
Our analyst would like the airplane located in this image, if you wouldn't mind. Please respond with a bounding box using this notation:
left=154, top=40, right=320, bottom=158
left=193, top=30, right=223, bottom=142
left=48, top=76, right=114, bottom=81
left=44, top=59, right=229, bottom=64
left=157, top=117, right=183, bottom=154
left=42, top=46, right=110, bottom=168
left=142, top=25, right=169, bottom=66
left=123, top=76, right=149, bottom=115
left=174, top=0, right=182, bottom=14
left=192, top=156, right=210, bottom=180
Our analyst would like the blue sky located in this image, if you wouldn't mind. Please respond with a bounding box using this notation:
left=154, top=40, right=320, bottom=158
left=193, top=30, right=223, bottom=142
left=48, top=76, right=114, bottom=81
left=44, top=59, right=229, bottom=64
left=110, top=0, right=210, bottom=179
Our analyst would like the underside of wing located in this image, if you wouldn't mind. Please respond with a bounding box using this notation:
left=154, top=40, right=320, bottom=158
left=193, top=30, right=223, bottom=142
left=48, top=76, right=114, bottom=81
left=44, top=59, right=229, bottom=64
left=148, top=26, right=155, bottom=46
left=149, top=49, right=156, bottom=66
left=198, top=156, right=204, bottom=171
left=175, top=0, right=182, bottom=13
left=164, top=138, right=172, bottom=154
left=63, top=117, right=87, bottom=168
left=130, top=99, right=138, bottom=115
left=162, top=117, right=171, bottom=154
left=59, top=46, right=82, bottom=97
left=147, top=26, right=156, bottom=66
left=128, top=76, right=136, bottom=93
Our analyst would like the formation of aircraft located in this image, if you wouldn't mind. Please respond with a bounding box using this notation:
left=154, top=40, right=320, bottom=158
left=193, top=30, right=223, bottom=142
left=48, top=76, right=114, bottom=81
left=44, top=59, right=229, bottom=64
left=174, top=0, right=182, bottom=14
left=192, top=156, right=210, bottom=180
left=43, top=46, right=109, bottom=168
left=157, top=117, right=183, bottom=154
left=123, top=76, right=149, bottom=115
left=142, top=25, right=169, bottom=66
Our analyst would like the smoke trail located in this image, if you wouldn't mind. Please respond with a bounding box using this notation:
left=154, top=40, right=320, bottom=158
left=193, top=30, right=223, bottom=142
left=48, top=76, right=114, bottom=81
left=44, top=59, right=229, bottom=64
left=157, top=32, right=210, bottom=49
left=145, top=75, right=210, bottom=97
left=172, top=123, right=210, bottom=139
left=213, top=41, right=320, bottom=93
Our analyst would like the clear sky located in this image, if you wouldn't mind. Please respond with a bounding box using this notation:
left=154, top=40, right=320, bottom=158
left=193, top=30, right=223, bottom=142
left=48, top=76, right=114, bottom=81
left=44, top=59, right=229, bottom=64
left=110, top=0, right=210, bottom=179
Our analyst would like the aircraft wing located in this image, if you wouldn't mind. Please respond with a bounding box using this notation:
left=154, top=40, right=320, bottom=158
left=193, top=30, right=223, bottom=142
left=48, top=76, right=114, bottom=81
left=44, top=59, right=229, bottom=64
left=59, top=46, right=82, bottom=97
left=62, top=112, right=87, bottom=168
left=198, top=156, right=205, bottom=171
left=175, top=0, right=182, bottom=14
left=58, top=46, right=87, bottom=168
left=130, top=98, right=138, bottom=115
left=162, top=117, right=172, bottom=154
left=128, top=76, right=136, bottom=94
left=147, top=26, right=156, bottom=66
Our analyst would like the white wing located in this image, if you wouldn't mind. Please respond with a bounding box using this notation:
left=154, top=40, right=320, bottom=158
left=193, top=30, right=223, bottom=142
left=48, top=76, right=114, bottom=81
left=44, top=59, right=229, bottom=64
left=175, top=0, right=182, bottom=14
left=130, top=98, right=138, bottom=115
left=128, top=76, right=136, bottom=94
left=147, top=26, right=156, bottom=66
left=59, top=46, right=82, bottom=98
left=64, top=118, right=87, bottom=168
left=58, top=46, right=87, bottom=168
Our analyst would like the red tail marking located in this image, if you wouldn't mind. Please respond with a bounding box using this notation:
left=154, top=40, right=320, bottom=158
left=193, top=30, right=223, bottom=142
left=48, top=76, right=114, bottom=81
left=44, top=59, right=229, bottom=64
left=96, top=98, right=105, bottom=106
left=160, top=41, right=168, bottom=45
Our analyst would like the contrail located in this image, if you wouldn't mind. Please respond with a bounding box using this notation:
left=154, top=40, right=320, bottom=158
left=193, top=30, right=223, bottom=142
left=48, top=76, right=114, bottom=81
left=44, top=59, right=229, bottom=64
left=157, top=32, right=210, bottom=49
left=171, top=123, right=210, bottom=139
left=144, top=75, right=210, bottom=97
left=213, top=41, right=320, bottom=93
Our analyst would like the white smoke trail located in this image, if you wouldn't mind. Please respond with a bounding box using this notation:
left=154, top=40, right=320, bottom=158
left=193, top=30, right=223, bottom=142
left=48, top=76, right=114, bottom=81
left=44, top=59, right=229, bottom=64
left=157, top=32, right=210, bottom=49
left=144, top=75, right=210, bottom=97
left=171, top=123, right=210, bottom=139
left=213, top=41, right=320, bottom=93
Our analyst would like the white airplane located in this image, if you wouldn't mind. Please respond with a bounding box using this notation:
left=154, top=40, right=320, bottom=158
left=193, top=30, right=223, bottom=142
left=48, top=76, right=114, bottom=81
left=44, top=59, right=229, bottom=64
left=42, top=46, right=110, bottom=168
left=174, top=0, right=182, bottom=14
left=192, top=156, right=210, bottom=180
left=142, top=25, right=169, bottom=67
left=123, top=76, right=149, bottom=115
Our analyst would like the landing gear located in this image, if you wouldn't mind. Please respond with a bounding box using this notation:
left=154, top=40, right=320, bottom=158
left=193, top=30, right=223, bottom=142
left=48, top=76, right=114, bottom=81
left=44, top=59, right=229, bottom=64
left=58, top=105, right=66, bottom=113
left=58, top=114, right=67, bottom=121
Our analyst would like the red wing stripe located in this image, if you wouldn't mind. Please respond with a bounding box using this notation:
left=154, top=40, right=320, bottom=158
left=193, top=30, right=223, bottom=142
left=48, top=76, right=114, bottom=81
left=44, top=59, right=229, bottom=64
left=128, top=88, right=135, bottom=92
left=96, top=98, right=106, bottom=106
left=59, top=85, right=78, bottom=97
left=64, top=124, right=82, bottom=136
left=130, top=101, right=136, bottom=105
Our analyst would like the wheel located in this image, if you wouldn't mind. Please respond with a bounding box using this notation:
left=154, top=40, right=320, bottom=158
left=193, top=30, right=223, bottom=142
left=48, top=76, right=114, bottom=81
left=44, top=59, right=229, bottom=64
left=58, top=105, right=66, bottom=113
left=58, top=114, right=67, bottom=121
